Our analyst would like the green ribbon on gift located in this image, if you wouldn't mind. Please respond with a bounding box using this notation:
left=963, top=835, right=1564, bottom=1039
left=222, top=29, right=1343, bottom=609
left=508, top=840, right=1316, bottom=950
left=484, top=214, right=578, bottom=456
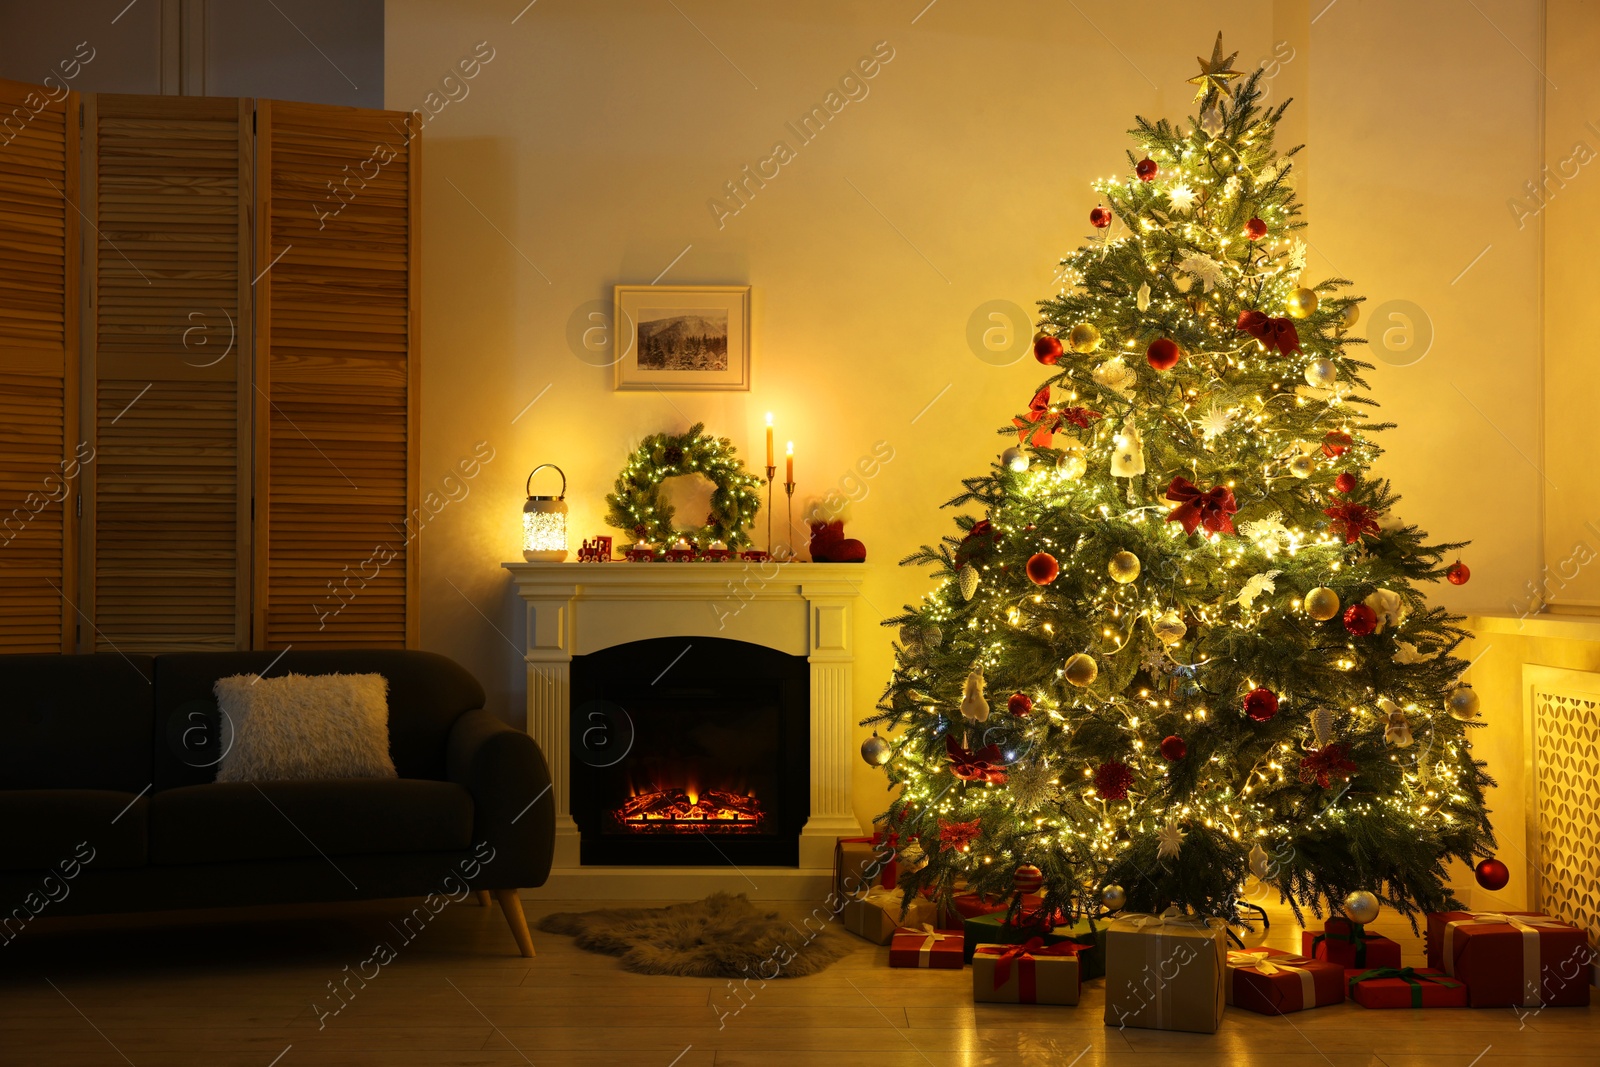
left=1347, top=967, right=1462, bottom=1008
left=1311, top=921, right=1367, bottom=966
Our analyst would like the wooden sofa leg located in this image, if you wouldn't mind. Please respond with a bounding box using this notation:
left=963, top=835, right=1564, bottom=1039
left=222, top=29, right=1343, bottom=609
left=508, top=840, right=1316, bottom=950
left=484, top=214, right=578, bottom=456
left=493, top=888, right=536, bottom=957
left=475, top=890, right=491, bottom=907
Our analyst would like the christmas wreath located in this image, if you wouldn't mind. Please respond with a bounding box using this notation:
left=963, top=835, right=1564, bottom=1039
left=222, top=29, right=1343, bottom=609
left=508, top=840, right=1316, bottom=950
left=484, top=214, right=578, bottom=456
left=605, top=423, right=763, bottom=547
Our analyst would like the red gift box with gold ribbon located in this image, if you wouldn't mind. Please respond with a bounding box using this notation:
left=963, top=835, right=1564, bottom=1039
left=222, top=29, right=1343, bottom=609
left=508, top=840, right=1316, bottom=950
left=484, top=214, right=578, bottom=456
left=889, top=924, right=963, bottom=969
left=972, top=938, right=1082, bottom=1005
left=1226, top=947, right=1345, bottom=1015
left=1425, top=911, right=1591, bottom=1008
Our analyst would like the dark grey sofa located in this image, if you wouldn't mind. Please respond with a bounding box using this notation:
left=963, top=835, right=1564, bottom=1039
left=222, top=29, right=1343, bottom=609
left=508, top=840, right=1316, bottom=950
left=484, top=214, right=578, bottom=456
left=0, top=650, right=554, bottom=956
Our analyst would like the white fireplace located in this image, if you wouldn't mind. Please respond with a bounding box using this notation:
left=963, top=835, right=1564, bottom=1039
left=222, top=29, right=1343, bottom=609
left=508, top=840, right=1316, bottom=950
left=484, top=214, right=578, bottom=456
left=502, top=561, right=867, bottom=898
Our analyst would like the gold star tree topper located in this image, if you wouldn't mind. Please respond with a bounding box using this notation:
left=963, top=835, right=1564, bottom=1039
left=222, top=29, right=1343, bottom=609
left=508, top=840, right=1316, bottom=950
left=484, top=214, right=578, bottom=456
left=1187, top=32, right=1241, bottom=101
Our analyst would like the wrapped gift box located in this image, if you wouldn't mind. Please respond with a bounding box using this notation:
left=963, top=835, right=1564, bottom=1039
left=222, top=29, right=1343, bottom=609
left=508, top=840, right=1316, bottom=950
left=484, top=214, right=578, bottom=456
left=890, top=925, right=963, bottom=969
left=833, top=836, right=892, bottom=900
left=1347, top=967, right=1467, bottom=1009
left=842, top=886, right=934, bottom=945
left=959, top=911, right=1106, bottom=978
left=972, top=939, right=1082, bottom=1004
left=1425, top=910, right=1591, bottom=1008
left=1301, top=918, right=1402, bottom=970
left=1103, top=912, right=1228, bottom=1033
left=1226, top=947, right=1345, bottom=1015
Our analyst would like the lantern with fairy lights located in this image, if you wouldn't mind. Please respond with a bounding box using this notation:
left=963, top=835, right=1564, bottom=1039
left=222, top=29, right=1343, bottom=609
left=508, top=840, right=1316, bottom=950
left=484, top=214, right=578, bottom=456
left=521, top=464, right=569, bottom=562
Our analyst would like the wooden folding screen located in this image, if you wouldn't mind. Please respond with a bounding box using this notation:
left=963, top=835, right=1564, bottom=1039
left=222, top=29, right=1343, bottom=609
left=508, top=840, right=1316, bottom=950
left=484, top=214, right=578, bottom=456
left=84, top=94, right=252, bottom=651
left=254, top=100, right=419, bottom=649
left=0, top=84, right=417, bottom=654
left=0, top=79, right=79, bottom=653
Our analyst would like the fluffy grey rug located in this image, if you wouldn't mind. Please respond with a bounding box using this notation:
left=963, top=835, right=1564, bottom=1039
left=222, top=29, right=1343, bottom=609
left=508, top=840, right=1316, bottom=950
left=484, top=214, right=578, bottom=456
left=535, top=892, right=853, bottom=977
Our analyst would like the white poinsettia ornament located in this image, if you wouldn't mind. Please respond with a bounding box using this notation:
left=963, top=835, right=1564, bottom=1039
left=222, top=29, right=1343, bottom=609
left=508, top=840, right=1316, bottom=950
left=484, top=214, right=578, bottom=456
left=1236, top=570, right=1281, bottom=609
left=1157, top=820, right=1185, bottom=858
left=1093, top=357, right=1137, bottom=397
left=1363, top=588, right=1407, bottom=633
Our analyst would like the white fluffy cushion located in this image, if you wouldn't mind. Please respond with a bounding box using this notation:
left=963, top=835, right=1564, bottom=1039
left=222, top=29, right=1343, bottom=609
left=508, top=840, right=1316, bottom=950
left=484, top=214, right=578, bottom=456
left=213, top=672, right=398, bottom=783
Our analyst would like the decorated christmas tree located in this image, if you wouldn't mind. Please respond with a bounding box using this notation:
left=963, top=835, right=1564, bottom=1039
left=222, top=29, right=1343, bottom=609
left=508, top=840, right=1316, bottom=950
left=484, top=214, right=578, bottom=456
left=867, top=38, right=1493, bottom=927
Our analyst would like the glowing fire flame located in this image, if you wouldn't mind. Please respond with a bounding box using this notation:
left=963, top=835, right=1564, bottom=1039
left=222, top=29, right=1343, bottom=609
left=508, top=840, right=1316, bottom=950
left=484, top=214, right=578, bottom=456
left=613, top=777, right=765, bottom=833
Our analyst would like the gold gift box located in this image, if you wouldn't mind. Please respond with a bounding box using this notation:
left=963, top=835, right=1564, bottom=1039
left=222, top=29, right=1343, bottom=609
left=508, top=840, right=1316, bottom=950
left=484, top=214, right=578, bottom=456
left=1102, top=912, right=1227, bottom=1033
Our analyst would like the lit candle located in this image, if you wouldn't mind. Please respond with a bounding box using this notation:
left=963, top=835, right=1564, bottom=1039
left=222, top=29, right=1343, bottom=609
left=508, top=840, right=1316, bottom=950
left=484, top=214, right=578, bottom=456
left=785, top=441, right=794, bottom=484
left=765, top=412, right=774, bottom=467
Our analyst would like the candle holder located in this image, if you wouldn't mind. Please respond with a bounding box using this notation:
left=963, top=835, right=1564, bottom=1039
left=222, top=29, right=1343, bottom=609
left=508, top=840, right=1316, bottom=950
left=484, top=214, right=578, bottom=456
left=782, top=478, right=797, bottom=561
left=765, top=463, right=776, bottom=556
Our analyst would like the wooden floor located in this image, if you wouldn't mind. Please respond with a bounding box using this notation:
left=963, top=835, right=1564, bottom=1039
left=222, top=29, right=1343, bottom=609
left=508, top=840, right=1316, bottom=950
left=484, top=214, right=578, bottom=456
left=0, top=894, right=1593, bottom=1066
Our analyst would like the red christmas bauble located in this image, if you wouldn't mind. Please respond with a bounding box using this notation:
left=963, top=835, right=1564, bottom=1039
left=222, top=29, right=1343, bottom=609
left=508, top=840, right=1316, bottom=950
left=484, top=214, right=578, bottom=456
left=1244, top=217, right=1267, bottom=240
left=1146, top=337, right=1181, bottom=371
left=1334, top=471, right=1357, bottom=495
left=1474, top=858, right=1510, bottom=891
left=1322, top=431, right=1352, bottom=458
left=1026, top=552, right=1060, bottom=586
left=1160, top=735, right=1187, bottom=761
left=1093, top=760, right=1134, bottom=800
left=1007, top=692, right=1034, bottom=716
left=1013, top=863, right=1045, bottom=895
left=1033, top=333, right=1064, bottom=366
left=1242, top=687, right=1279, bottom=723
left=1089, top=205, right=1113, bottom=229
left=1447, top=560, right=1471, bottom=586
left=1343, top=603, right=1378, bottom=636
left=1135, top=158, right=1158, bottom=182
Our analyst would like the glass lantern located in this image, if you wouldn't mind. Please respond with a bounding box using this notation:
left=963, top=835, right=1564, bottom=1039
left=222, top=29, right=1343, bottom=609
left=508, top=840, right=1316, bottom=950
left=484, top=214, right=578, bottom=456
left=522, top=463, right=569, bottom=562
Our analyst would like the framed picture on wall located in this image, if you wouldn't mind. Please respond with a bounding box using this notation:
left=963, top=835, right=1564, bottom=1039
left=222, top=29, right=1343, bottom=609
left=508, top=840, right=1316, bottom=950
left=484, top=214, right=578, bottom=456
left=613, top=285, right=751, bottom=391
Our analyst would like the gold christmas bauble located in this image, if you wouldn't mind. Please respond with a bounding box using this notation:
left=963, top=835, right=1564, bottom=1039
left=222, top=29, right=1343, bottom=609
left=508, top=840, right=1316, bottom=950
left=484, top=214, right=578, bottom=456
left=1447, top=686, right=1481, bottom=721
left=1338, top=302, right=1360, bottom=332
left=1304, top=358, right=1337, bottom=389
left=1286, top=287, right=1319, bottom=319
left=1057, top=453, right=1087, bottom=480
left=1305, top=587, right=1341, bottom=621
left=1067, top=322, right=1102, bottom=353
left=1101, top=884, right=1127, bottom=911
left=1064, top=653, right=1099, bottom=687
left=1108, top=550, right=1141, bottom=584
left=1342, top=890, right=1381, bottom=925
left=1288, top=455, right=1316, bottom=479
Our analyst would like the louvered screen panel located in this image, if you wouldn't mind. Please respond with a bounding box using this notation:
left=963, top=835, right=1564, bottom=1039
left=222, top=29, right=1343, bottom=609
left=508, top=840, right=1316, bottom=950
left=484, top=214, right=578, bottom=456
left=89, top=95, right=251, bottom=652
left=0, top=79, right=79, bottom=652
left=255, top=100, right=418, bottom=649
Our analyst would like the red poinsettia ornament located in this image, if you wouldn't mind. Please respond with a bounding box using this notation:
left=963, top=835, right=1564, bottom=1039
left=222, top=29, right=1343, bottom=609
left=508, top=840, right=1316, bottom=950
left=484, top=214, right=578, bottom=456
left=938, top=817, right=982, bottom=853
left=1299, top=743, right=1358, bottom=787
left=1324, top=502, right=1380, bottom=544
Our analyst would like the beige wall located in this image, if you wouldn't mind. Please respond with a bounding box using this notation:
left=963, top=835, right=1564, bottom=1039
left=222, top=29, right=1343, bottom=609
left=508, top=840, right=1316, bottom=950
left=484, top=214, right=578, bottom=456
left=386, top=0, right=1547, bottom=836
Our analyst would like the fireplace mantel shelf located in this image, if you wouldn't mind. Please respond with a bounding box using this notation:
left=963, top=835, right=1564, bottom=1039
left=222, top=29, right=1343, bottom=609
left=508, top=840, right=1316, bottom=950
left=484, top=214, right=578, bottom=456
left=503, top=560, right=868, bottom=899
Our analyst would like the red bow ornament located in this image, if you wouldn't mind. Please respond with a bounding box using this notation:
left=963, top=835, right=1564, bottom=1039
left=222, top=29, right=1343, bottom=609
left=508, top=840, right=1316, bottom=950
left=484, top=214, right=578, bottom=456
left=1323, top=502, right=1380, bottom=543
left=1299, top=743, right=1358, bottom=787
left=1165, top=476, right=1238, bottom=535
left=1236, top=310, right=1302, bottom=355
left=1013, top=387, right=1060, bottom=447
left=946, top=735, right=1008, bottom=784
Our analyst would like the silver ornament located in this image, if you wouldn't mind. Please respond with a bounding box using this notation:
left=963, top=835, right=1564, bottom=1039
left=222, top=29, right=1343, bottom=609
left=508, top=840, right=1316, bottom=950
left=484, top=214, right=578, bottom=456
left=958, top=564, right=979, bottom=601
left=1101, top=884, right=1127, bottom=911
left=860, top=732, right=891, bottom=766
left=1342, top=889, right=1381, bottom=926
left=1304, top=358, right=1338, bottom=389
left=1001, top=447, right=1029, bottom=473
left=897, top=623, right=926, bottom=655
left=1447, top=686, right=1481, bottom=721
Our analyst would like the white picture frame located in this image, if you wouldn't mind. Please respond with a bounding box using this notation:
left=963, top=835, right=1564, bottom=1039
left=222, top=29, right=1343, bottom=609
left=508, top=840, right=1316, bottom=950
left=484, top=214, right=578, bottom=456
left=613, top=285, right=751, bottom=392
